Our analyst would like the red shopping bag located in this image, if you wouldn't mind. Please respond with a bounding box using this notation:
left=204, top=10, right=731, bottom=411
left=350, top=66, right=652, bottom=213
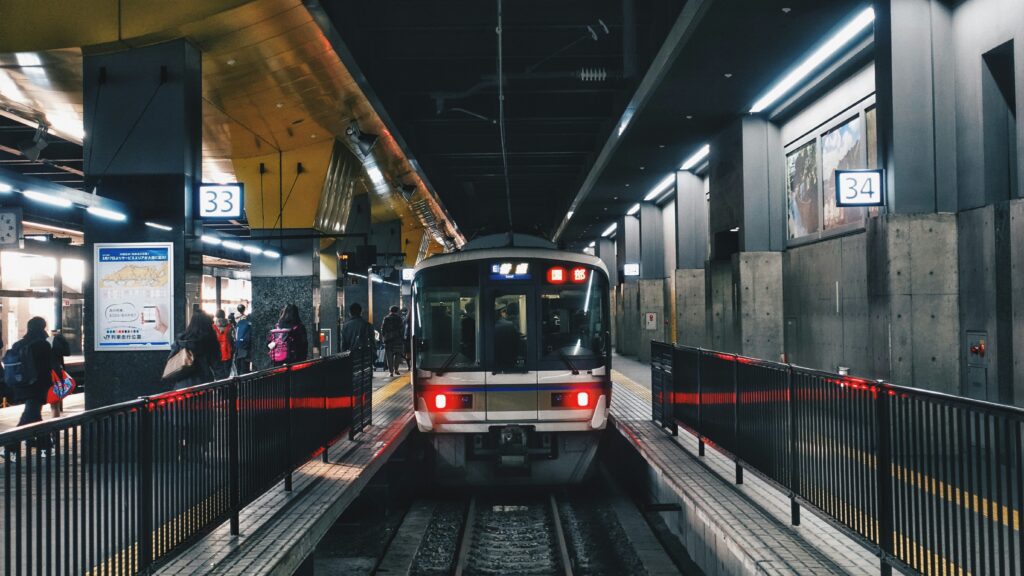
left=47, top=369, right=76, bottom=404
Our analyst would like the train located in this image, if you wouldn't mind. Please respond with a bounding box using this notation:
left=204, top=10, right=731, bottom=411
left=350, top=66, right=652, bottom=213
left=410, top=235, right=612, bottom=485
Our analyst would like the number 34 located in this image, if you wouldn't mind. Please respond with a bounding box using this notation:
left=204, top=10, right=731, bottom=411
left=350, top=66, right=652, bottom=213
left=842, top=176, right=876, bottom=200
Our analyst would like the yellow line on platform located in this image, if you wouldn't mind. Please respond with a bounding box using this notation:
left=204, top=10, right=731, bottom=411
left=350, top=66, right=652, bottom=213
left=374, top=373, right=409, bottom=404
left=612, top=370, right=652, bottom=403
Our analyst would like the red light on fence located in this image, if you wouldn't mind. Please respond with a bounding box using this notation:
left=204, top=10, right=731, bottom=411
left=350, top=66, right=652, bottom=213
left=576, top=391, right=590, bottom=408
left=547, top=266, right=567, bottom=284
left=434, top=394, right=447, bottom=409
left=570, top=267, right=588, bottom=283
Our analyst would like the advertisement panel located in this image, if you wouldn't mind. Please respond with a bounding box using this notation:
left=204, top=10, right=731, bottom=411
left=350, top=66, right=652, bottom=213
left=94, top=243, right=174, bottom=351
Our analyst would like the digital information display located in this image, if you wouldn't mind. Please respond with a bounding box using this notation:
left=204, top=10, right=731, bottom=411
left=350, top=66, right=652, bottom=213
left=198, top=183, right=244, bottom=219
left=490, top=262, right=531, bottom=280
left=835, top=169, right=885, bottom=207
left=623, top=263, right=640, bottom=277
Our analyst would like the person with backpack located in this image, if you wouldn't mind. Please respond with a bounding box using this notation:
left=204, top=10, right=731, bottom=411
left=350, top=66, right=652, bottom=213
left=268, top=303, right=308, bottom=366
left=3, top=317, right=54, bottom=451
left=341, top=302, right=374, bottom=354
left=211, top=309, right=234, bottom=379
left=233, top=304, right=253, bottom=374
left=164, top=311, right=219, bottom=389
left=380, top=306, right=405, bottom=377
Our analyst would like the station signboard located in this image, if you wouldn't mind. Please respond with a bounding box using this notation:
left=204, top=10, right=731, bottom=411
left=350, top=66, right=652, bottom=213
left=198, top=183, right=244, bottom=219
left=834, top=169, right=885, bottom=207
left=94, top=242, right=174, bottom=351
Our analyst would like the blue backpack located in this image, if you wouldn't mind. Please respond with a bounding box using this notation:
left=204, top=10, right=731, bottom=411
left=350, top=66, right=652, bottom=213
left=235, top=318, right=252, bottom=358
left=3, top=338, right=39, bottom=390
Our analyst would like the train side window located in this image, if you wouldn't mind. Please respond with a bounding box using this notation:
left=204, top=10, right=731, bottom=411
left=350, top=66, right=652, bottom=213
left=492, top=293, right=528, bottom=372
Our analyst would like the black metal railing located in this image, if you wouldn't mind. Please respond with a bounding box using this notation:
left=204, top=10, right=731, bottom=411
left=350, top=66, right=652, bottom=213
left=1, top=348, right=374, bottom=575
left=651, top=341, right=1024, bottom=576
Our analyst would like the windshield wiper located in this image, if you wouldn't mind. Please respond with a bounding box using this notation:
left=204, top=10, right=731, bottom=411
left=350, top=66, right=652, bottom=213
left=558, top=349, right=580, bottom=375
left=434, top=352, right=459, bottom=375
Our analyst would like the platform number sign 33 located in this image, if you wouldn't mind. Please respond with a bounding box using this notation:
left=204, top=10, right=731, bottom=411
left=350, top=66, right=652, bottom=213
left=198, top=183, right=244, bottom=219
left=834, top=169, right=885, bottom=207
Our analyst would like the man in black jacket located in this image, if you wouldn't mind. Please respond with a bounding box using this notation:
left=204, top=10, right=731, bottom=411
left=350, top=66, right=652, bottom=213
left=341, top=303, right=374, bottom=353
left=10, top=317, right=54, bottom=448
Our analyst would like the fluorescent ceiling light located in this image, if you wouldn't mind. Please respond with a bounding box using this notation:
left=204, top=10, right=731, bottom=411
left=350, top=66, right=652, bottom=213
left=749, top=7, right=875, bottom=114
left=626, top=203, right=640, bottom=216
left=601, top=223, right=617, bottom=237
left=566, top=210, right=574, bottom=220
left=0, top=183, right=12, bottom=193
left=23, top=190, right=72, bottom=208
left=348, top=272, right=368, bottom=279
left=145, top=221, right=173, bottom=231
left=222, top=240, right=243, bottom=250
left=243, top=245, right=262, bottom=255
left=680, top=144, right=711, bottom=171
left=201, top=235, right=222, bottom=245
left=263, top=249, right=281, bottom=258
left=588, top=241, right=596, bottom=248
left=86, top=206, right=127, bottom=221
left=644, top=174, right=675, bottom=201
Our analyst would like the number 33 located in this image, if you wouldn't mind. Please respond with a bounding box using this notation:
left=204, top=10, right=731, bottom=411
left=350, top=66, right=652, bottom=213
left=204, top=190, right=236, bottom=215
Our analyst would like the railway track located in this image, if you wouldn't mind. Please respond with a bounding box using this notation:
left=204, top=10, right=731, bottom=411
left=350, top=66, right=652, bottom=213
left=453, top=493, right=573, bottom=576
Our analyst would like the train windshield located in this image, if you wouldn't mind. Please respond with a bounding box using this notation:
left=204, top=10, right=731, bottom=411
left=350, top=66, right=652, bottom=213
left=540, top=272, right=607, bottom=365
left=413, top=263, right=480, bottom=370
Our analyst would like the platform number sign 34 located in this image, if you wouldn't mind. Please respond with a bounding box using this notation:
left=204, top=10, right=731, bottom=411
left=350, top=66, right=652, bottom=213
left=198, top=183, right=244, bottom=219
left=834, top=169, right=885, bottom=207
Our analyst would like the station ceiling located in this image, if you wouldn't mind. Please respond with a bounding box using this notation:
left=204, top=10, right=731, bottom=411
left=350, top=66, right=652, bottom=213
left=324, top=0, right=685, bottom=240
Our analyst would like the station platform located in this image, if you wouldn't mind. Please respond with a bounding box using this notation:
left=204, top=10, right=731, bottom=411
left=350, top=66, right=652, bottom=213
left=608, top=354, right=879, bottom=576
left=153, top=372, right=413, bottom=576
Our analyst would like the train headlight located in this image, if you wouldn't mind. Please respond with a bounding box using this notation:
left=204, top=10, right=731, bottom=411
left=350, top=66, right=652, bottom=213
left=576, top=391, right=590, bottom=408
left=434, top=394, right=447, bottom=410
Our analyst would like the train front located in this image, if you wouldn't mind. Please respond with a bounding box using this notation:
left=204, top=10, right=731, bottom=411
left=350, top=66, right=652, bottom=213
left=411, top=252, right=611, bottom=485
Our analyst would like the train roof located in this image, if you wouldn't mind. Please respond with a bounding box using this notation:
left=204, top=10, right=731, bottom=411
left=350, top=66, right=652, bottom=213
left=415, top=245, right=608, bottom=277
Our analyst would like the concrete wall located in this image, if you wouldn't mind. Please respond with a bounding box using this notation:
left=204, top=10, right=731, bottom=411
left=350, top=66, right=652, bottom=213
left=638, top=279, right=667, bottom=363
left=675, top=269, right=707, bottom=347
left=735, top=252, right=784, bottom=360
left=783, top=233, right=871, bottom=375
left=706, top=261, right=737, bottom=353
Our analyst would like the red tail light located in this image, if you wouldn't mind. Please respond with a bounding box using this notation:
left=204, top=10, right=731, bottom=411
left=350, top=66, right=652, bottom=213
left=434, top=394, right=447, bottom=409
left=576, top=391, right=590, bottom=408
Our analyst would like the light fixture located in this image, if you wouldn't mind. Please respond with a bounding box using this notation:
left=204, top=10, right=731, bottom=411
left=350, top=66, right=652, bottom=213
left=145, top=221, right=173, bottom=231
left=243, top=245, right=263, bottom=255
left=644, top=174, right=675, bottom=201
left=86, top=206, right=127, bottom=221
left=626, top=203, right=640, bottom=216
left=566, top=210, right=574, bottom=220
left=588, top=241, right=596, bottom=248
left=680, top=144, right=711, bottom=171
left=0, top=182, right=11, bottom=193
left=366, top=165, right=385, bottom=188
left=601, top=223, right=617, bottom=237
left=200, top=235, right=222, bottom=245
left=17, top=125, right=48, bottom=162
left=222, top=240, right=243, bottom=250
left=263, top=249, right=281, bottom=258
left=23, top=190, right=72, bottom=208
left=346, top=120, right=378, bottom=157
left=749, top=7, right=875, bottom=114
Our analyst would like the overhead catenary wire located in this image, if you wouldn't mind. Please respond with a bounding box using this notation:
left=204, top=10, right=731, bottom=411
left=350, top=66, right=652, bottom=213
left=497, top=0, right=514, bottom=236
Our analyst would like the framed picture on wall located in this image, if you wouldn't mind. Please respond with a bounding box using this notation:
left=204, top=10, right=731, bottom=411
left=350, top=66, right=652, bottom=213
left=786, top=140, right=820, bottom=239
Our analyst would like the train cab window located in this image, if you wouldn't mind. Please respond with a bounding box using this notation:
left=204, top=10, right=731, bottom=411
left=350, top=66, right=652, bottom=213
left=414, top=265, right=480, bottom=371
left=492, top=293, right=528, bottom=372
left=540, top=272, right=607, bottom=367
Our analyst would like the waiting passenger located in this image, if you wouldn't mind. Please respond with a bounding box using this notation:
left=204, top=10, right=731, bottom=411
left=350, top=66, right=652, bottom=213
left=268, top=304, right=308, bottom=366
left=381, top=305, right=405, bottom=377
left=165, top=311, right=219, bottom=389
left=212, top=309, right=234, bottom=379
left=3, top=317, right=54, bottom=456
left=233, top=304, right=253, bottom=374
left=341, top=302, right=375, bottom=353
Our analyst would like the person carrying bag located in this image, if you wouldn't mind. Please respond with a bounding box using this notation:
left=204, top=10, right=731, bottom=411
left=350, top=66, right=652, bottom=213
left=267, top=304, right=308, bottom=366
left=163, top=311, right=219, bottom=389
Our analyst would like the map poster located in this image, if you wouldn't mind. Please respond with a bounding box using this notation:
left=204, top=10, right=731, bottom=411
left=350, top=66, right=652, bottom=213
left=94, top=243, right=174, bottom=351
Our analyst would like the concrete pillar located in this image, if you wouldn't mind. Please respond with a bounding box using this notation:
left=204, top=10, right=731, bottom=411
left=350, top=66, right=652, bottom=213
left=675, top=171, right=709, bottom=347
left=638, top=203, right=664, bottom=280
left=615, top=214, right=640, bottom=280
left=734, top=252, right=784, bottom=360
left=874, top=0, right=957, bottom=213
left=595, top=238, right=617, bottom=287
left=82, top=39, right=202, bottom=407
left=616, top=215, right=641, bottom=356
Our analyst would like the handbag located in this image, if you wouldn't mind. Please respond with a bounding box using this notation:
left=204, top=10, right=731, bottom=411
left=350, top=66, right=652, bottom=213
left=162, top=347, right=196, bottom=381
left=47, top=369, right=76, bottom=404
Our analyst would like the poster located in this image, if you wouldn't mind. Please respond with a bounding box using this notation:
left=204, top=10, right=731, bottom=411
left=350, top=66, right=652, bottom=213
left=786, top=140, right=819, bottom=239
left=94, top=243, right=174, bottom=351
left=821, top=116, right=865, bottom=230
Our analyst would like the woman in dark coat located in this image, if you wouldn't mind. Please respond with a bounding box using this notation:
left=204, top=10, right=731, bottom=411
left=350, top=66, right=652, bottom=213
left=167, top=311, right=219, bottom=390
left=272, top=304, right=308, bottom=366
